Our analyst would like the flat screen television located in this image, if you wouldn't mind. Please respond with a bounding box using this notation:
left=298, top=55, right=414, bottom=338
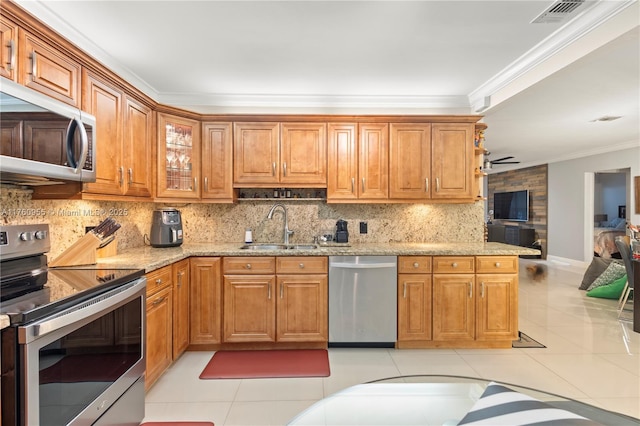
left=493, top=189, right=529, bottom=222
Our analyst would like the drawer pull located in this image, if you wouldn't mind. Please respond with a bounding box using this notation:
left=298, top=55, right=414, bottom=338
left=152, top=296, right=165, bottom=306
left=495, top=262, right=501, bottom=268
left=452, top=262, right=458, bottom=268
left=245, top=263, right=252, bottom=270
left=155, top=278, right=162, bottom=285
left=299, top=263, right=305, bottom=269
left=413, top=262, right=419, bottom=268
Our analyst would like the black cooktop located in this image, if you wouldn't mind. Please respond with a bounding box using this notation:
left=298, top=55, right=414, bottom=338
left=0, top=266, right=144, bottom=325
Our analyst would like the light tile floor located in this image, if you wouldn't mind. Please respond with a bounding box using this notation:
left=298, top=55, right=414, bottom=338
left=144, top=259, right=639, bottom=425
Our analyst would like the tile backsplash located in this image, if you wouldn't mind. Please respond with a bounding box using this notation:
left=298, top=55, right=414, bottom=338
left=2, top=188, right=484, bottom=258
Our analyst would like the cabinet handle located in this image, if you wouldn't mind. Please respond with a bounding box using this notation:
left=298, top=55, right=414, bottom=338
left=152, top=296, right=165, bottom=306
left=272, top=162, right=276, bottom=176
left=351, top=177, right=355, bottom=194
left=283, top=162, right=287, bottom=177
left=413, top=262, right=419, bottom=268
left=267, top=283, right=271, bottom=300
left=7, top=39, right=16, bottom=71
left=468, top=282, right=473, bottom=298
left=280, top=283, right=284, bottom=299
left=452, top=262, right=458, bottom=268
left=128, top=168, right=133, bottom=185
left=361, top=177, right=365, bottom=193
left=193, top=177, right=197, bottom=192
left=245, top=263, right=252, bottom=270
left=495, top=262, right=501, bottom=268
left=403, top=282, right=407, bottom=298
left=177, top=271, right=184, bottom=288
left=119, top=167, right=124, bottom=186
left=299, top=263, right=305, bottom=269
left=425, top=178, right=429, bottom=193
left=481, top=282, right=485, bottom=298
left=204, top=177, right=209, bottom=192
left=155, top=278, right=162, bottom=285
left=436, top=177, right=440, bottom=192
left=31, top=51, right=37, bottom=76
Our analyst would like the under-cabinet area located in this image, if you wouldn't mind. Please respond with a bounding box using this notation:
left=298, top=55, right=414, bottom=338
left=143, top=252, right=520, bottom=387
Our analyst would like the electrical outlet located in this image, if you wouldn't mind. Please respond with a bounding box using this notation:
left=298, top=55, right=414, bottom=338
left=359, top=221, right=368, bottom=234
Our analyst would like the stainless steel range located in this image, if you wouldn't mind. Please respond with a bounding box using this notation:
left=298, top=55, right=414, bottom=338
left=0, top=224, right=147, bottom=426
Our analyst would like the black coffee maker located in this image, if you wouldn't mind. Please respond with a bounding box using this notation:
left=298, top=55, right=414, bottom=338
left=335, top=219, right=349, bottom=243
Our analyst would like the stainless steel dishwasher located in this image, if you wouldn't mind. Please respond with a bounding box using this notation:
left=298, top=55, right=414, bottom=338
left=328, top=256, right=397, bottom=347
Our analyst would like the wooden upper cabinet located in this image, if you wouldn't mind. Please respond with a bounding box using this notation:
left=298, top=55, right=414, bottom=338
left=82, top=71, right=124, bottom=196
left=359, top=123, right=389, bottom=200
left=0, top=15, right=18, bottom=81
left=18, top=29, right=81, bottom=107
left=233, top=122, right=326, bottom=187
left=233, top=122, right=280, bottom=185
left=157, top=113, right=201, bottom=199
left=202, top=122, right=233, bottom=201
left=431, top=123, right=474, bottom=199
left=280, top=123, right=326, bottom=185
left=123, top=96, right=153, bottom=197
left=327, top=123, right=358, bottom=201
left=389, top=123, right=431, bottom=199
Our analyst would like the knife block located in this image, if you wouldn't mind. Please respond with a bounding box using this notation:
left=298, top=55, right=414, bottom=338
left=97, top=236, right=118, bottom=258
left=49, top=232, right=101, bottom=267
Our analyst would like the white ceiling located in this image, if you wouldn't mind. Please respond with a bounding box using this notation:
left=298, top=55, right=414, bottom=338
left=15, top=0, right=640, bottom=173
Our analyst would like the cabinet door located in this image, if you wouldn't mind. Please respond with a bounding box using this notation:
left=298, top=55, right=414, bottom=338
left=359, top=123, right=389, bottom=199
left=190, top=257, right=222, bottom=344
left=145, top=285, right=172, bottom=390
left=202, top=122, right=233, bottom=201
left=223, top=275, right=276, bottom=342
left=123, top=96, right=153, bottom=198
left=1, top=119, right=22, bottom=157
left=172, top=259, right=190, bottom=359
left=476, top=274, right=518, bottom=340
left=233, top=122, right=279, bottom=185
left=276, top=274, right=328, bottom=342
left=398, top=274, right=432, bottom=341
left=327, top=123, right=358, bottom=201
left=431, top=123, right=473, bottom=199
left=280, top=123, right=327, bottom=185
left=18, top=29, right=81, bottom=107
left=432, top=274, right=475, bottom=341
left=157, top=113, right=201, bottom=199
left=82, top=71, right=123, bottom=196
left=389, top=123, right=431, bottom=199
left=0, top=16, right=18, bottom=81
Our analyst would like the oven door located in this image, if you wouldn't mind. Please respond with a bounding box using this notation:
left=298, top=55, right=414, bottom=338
left=18, top=277, right=146, bottom=426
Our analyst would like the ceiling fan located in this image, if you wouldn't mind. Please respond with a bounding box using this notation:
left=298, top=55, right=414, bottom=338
left=483, top=153, right=520, bottom=170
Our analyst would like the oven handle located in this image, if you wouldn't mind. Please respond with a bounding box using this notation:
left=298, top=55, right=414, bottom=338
left=20, top=277, right=146, bottom=343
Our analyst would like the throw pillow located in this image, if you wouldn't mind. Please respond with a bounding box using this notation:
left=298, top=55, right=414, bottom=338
left=585, top=261, right=625, bottom=291
left=457, top=382, right=599, bottom=425
left=579, top=257, right=614, bottom=290
left=586, top=275, right=627, bottom=299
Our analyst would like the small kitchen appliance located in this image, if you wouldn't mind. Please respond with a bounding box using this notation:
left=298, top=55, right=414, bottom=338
left=335, top=219, right=349, bottom=243
left=150, top=208, right=183, bottom=247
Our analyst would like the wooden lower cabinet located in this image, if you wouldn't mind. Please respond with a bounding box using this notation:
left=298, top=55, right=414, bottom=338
left=398, top=255, right=518, bottom=349
left=145, top=266, right=173, bottom=390
left=190, top=257, right=222, bottom=344
left=222, top=256, right=328, bottom=344
left=172, top=258, right=190, bottom=358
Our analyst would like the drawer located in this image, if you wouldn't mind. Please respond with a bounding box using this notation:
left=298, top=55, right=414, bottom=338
left=432, top=256, right=475, bottom=273
left=276, top=256, right=328, bottom=274
left=146, top=265, right=172, bottom=296
left=223, top=257, right=276, bottom=274
left=398, top=256, right=432, bottom=274
left=476, top=256, right=518, bottom=274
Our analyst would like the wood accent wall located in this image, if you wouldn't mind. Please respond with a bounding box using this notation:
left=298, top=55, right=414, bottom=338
left=488, top=164, right=548, bottom=258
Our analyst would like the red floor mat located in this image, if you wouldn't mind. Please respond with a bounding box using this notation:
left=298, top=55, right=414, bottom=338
left=199, top=349, right=330, bottom=379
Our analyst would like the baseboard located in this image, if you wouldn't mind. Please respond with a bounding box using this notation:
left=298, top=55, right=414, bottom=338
left=545, top=255, right=589, bottom=272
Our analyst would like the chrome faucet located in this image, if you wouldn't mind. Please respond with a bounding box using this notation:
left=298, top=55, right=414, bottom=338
left=267, top=203, right=294, bottom=245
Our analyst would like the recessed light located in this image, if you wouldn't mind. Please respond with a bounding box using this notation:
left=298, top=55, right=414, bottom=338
left=590, top=115, right=622, bottom=122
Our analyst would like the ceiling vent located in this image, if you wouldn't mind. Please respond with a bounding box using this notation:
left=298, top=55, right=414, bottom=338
left=531, top=0, right=586, bottom=24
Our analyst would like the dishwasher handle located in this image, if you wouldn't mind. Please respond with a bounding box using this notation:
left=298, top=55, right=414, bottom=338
left=330, top=262, right=397, bottom=269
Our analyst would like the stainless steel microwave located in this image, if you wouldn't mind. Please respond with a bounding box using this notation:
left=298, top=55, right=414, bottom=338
left=0, top=79, right=96, bottom=186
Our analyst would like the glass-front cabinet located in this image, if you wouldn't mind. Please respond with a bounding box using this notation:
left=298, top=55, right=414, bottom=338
left=157, top=113, right=201, bottom=199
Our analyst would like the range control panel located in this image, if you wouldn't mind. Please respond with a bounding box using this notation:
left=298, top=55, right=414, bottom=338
left=0, top=224, right=51, bottom=260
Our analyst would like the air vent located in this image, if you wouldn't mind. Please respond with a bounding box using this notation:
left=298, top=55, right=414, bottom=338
left=531, top=0, right=585, bottom=24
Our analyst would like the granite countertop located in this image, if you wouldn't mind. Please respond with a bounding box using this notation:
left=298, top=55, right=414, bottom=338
left=91, top=242, right=541, bottom=273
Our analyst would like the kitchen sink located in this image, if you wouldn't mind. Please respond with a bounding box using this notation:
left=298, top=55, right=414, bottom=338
left=239, top=244, right=317, bottom=250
